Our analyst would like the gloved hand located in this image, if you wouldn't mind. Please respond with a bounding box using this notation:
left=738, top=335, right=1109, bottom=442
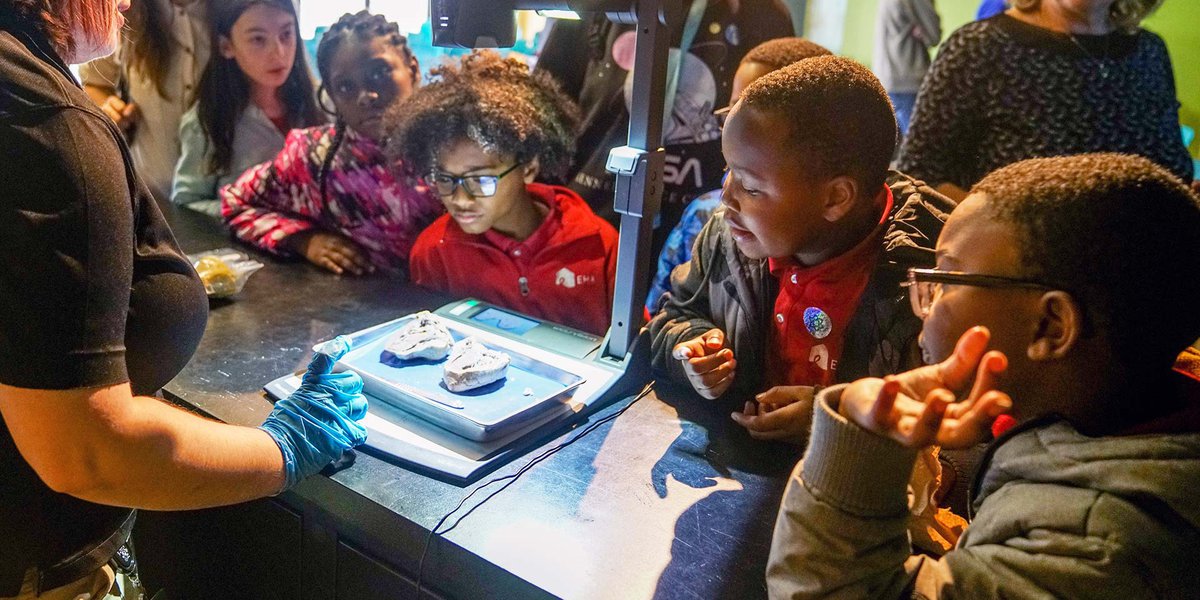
left=260, top=336, right=369, bottom=492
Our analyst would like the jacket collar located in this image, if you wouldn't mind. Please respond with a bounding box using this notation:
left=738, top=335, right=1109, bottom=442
left=0, top=16, right=77, bottom=87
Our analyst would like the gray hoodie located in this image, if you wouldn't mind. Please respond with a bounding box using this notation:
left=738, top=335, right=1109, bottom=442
left=768, top=379, right=1200, bottom=599
left=874, top=0, right=942, bottom=94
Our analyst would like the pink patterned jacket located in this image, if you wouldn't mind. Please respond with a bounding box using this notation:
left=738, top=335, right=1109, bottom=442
left=220, top=125, right=444, bottom=274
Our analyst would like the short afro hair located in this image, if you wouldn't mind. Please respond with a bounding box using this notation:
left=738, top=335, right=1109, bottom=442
left=741, top=37, right=832, bottom=70
left=972, top=153, right=1200, bottom=372
left=385, top=51, right=580, bottom=181
left=736, top=55, right=896, bottom=194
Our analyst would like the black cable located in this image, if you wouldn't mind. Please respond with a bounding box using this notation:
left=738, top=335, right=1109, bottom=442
left=414, top=383, right=653, bottom=597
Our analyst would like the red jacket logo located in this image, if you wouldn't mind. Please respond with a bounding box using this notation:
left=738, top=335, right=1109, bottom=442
left=555, top=267, right=596, bottom=289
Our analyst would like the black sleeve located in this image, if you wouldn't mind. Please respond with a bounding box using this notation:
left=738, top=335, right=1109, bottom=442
left=1145, top=34, right=1194, bottom=184
left=0, top=106, right=135, bottom=389
left=897, top=26, right=988, bottom=189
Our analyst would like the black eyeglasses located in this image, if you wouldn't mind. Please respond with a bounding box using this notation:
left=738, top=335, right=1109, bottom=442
left=903, top=267, right=1053, bottom=318
left=425, top=162, right=524, bottom=198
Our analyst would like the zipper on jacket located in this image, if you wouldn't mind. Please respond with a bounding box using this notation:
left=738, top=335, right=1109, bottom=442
left=518, top=276, right=530, bottom=296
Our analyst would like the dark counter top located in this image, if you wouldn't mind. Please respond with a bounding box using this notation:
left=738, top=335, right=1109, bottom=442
left=158, top=203, right=801, bottom=600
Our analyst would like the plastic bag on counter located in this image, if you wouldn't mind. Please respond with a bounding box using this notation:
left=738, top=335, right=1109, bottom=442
left=187, top=248, right=264, bottom=298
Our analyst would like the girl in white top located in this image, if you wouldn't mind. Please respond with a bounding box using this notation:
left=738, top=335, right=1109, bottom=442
left=170, top=0, right=323, bottom=212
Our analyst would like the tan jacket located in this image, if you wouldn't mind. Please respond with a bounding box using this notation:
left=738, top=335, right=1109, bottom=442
left=79, top=0, right=208, bottom=200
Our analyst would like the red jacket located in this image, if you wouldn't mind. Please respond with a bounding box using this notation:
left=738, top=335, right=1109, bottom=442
left=410, top=183, right=619, bottom=336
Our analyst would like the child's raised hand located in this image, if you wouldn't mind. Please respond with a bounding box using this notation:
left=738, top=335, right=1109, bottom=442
left=295, top=231, right=375, bottom=276
left=672, top=329, right=736, bottom=399
left=837, top=327, right=1013, bottom=450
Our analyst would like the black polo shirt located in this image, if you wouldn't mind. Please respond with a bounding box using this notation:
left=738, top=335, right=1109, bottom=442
left=0, top=19, right=208, bottom=594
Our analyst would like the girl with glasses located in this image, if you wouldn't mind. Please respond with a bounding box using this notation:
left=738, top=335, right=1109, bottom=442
left=388, top=51, right=619, bottom=336
left=220, top=11, right=443, bottom=276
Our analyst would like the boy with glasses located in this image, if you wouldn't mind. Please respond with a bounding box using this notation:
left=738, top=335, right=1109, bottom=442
left=387, top=52, right=618, bottom=336
left=768, top=153, right=1200, bottom=598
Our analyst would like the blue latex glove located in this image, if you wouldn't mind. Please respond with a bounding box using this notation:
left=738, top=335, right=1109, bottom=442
left=260, top=336, right=369, bottom=492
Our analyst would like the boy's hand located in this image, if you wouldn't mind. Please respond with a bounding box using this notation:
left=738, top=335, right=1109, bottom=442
left=730, top=385, right=817, bottom=442
left=838, top=327, right=1013, bottom=450
left=672, top=329, right=736, bottom=399
left=294, top=231, right=375, bottom=276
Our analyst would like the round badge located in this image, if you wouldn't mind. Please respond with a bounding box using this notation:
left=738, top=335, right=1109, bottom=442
left=803, top=307, right=832, bottom=340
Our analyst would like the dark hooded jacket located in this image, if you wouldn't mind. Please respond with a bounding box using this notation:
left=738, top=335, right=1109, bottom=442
left=648, top=171, right=955, bottom=400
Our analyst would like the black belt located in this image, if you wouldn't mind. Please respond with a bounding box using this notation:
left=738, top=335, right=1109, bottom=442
left=37, top=510, right=136, bottom=594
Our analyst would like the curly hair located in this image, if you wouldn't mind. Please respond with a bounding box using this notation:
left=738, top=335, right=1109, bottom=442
left=737, top=54, right=896, bottom=194
left=1010, top=0, right=1163, bottom=32
left=742, top=37, right=832, bottom=70
left=971, top=153, right=1200, bottom=372
left=384, top=50, right=580, bottom=182
left=313, top=11, right=413, bottom=209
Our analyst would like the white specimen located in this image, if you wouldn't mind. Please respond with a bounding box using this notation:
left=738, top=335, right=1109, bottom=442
left=384, top=311, right=454, bottom=361
left=442, top=337, right=510, bottom=392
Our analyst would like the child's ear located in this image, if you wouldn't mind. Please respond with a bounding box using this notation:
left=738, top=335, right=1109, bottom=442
left=523, top=158, right=540, bottom=184
left=407, top=55, right=421, bottom=85
left=1027, top=291, right=1083, bottom=362
left=821, top=175, right=859, bottom=223
left=218, top=35, right=236, bottom=60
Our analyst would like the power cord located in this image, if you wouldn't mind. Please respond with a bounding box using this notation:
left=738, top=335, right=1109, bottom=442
left=413, top=382, right=654, bottom=597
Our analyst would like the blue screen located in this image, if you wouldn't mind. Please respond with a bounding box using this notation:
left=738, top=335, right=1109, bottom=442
left=470, top=307, right=540, bottom=335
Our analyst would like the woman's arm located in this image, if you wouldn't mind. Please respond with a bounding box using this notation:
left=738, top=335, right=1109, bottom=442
left=0, top=382, right=285, bottom=509
left=1, top=338, right=368, bottom=509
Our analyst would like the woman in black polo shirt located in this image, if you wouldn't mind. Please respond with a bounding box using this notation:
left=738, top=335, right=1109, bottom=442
left=0, top=1, right=367, bottom=598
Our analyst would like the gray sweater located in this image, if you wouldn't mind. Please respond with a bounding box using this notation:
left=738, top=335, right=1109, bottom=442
left=873, top=0, right=941, bottom=93
left=768, top=382, right=1200, bottom=599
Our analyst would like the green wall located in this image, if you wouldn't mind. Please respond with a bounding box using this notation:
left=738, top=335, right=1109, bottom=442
left=1144, top=2, right=1200, bottom=157
left=826, top=0, right=1200, bottom=158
